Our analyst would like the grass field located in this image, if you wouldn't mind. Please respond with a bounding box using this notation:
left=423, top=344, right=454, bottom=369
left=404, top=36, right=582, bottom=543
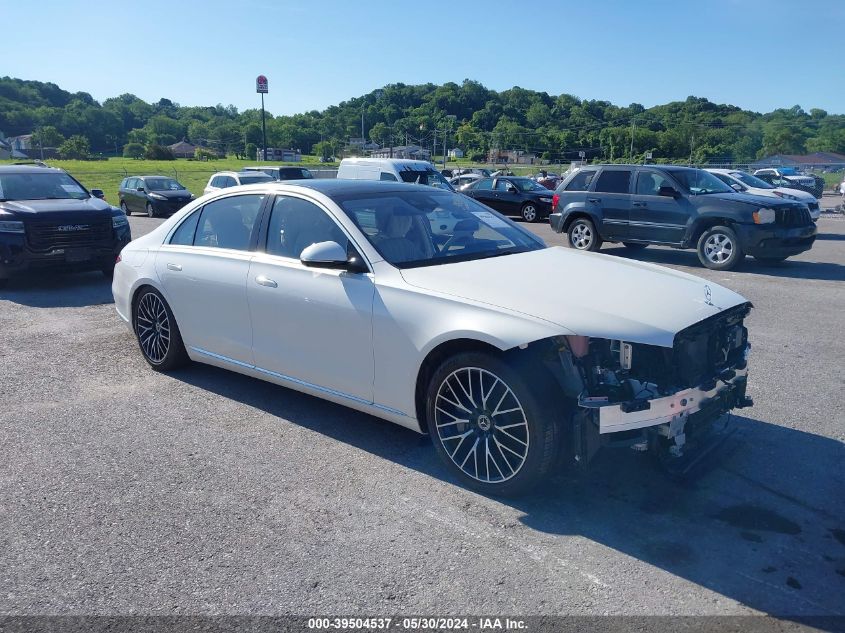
left=0, top=157, right=334, bottom=205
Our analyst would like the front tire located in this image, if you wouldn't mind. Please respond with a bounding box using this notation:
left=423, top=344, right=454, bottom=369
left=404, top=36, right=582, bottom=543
left=426, top=351, right=559, bottom=497
left=567, top=217, right=603, bottom=251
left=521, top=203, right=539, bottom=223
left=133, top=288, right=188, bottom=371
left=120, top=201, right=130, bottom=216
left=697, top=225, right=744, bottom=270
left=145, top=202, right=156, bottom=218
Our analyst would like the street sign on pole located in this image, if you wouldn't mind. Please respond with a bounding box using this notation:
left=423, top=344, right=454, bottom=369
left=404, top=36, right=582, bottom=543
left=256, top=75, right=268, bottom=160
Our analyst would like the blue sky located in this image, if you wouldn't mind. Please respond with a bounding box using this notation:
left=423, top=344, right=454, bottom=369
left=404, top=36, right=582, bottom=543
left=5, top=0, right=844, bottom=115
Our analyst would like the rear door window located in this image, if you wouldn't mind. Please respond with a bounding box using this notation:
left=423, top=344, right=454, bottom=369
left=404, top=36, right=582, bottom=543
left=594, top=170, right=632, bottom=194
left=193, top=194, right=266, bottom=250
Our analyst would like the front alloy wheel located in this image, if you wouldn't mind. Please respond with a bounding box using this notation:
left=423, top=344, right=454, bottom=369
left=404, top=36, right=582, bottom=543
left=134, top=288, right=188, bottom=371
left=697, top=225, right=743, bottom=270
left=427, top=352, right=559, bottom=496
left=521, top=203, right=538, bottom=223
left=146, top=202, right=155, bottom=218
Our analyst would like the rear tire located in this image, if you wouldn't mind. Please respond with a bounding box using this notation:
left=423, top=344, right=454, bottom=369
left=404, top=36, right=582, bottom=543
left=133, top=287, right=189, bottom=372
left=426, top=351, right=560, bottom=497
left=567, top=217, right=603, bottom=251
left=622, top=242, right=648, bottom=250
left=697, top=225, right=744, bottom=270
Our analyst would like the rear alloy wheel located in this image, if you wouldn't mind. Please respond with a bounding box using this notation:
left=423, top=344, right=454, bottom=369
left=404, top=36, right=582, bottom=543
left=567, top=217, right=603, bottom=251
left=427, top=352, right=559, bottom=496
left=521, top=203, right=539, bottom=223
left=622, top=242, right=648, bottom=250
left=120, top=201, right=131, bottom=216
left=697, top=225, right=743, bottom=270
left=146, top=202, right=155, bottom=218
left=133, top=288, right=188, bottom=371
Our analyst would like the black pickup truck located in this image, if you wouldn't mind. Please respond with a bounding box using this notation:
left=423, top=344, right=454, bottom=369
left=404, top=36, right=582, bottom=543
left=549, top=165, right=817, bottom=270
left=0, top=165, right=131, bottom=287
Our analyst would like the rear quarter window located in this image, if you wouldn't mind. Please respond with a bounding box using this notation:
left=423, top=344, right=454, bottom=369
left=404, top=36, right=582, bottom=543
left=563, top=170, right=596, bottom=191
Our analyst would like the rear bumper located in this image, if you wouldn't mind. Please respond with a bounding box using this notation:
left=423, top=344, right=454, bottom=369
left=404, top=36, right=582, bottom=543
left=549, top=212, right=565, bottom=232
left=0, top=227, right=131, bottom=279
left=735, top=223, right=817, bottom=258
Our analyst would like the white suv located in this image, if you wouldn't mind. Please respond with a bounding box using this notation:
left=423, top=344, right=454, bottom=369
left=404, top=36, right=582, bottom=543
left=203, top=171, right=274, bottom=196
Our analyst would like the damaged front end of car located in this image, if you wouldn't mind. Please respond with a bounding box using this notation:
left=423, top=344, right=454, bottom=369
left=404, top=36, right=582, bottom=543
left=540, top=302, right=754, bottom=476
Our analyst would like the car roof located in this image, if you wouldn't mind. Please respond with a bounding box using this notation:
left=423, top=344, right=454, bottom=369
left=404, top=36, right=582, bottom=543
left=261, top=179, right=446, bottom=197
left=0, top=164, right=65, bottom=174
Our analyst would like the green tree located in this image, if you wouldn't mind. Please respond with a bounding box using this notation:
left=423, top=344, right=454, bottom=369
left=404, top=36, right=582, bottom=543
left=245, top=143, right=258, bottom=160
left=144, top=144, right=174, bottom=160
left=123, top=142, right=145, bottom=159
left=31, top=125, right=64, bottom=149
left=58, top=134, right=90, bottom=159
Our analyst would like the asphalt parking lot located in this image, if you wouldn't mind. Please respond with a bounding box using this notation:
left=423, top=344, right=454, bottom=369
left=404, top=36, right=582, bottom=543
left=0, top=211, right=843, bottom=620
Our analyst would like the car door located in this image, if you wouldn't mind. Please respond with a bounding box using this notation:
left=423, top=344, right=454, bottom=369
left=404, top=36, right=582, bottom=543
left=247, top=194, right=375, bottom=403
left=123, top=178, right=138, bottom=212
left=590, top=168, right=632, bottom=240
left=628, top=169, right=689, bottom=244
left=466, top=177, right=496, bottom=208
left=493, top=178, right=521, bottom=215
left=155, top=192, right=268, bottom=366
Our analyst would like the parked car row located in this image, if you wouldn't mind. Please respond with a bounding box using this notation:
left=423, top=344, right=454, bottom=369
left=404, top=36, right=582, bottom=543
left=752, top=168, right=825, bottom=199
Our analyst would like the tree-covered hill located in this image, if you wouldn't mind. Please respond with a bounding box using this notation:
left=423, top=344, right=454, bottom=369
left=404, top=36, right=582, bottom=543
left=1, top=76, right=842, bottom=162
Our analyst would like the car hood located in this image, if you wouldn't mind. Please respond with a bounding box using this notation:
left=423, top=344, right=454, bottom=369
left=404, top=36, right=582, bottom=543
left=711, top=191, right=802, bottom=209
left=150, top=190, right=192, bottom=199
left=0, top=197, right=114, bottom=218
left=399, top=247, right=748, bottom=348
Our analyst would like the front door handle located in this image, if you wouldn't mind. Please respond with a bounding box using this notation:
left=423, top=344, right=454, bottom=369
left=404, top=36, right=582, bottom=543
left=587, top=197, right=601, bottom=203
left=255, top=275, right=278, bottom=288
left=632, top=201, right=647, bottom=208
left=167, top=263, right=182, bottom=271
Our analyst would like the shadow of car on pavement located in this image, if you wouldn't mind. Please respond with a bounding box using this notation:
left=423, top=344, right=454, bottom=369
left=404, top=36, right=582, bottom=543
left=170, top=362, right=845, bottom=626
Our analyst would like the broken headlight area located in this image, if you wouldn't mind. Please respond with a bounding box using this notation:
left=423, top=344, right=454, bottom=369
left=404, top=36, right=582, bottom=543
left=556, top=303, right=754, bottom=473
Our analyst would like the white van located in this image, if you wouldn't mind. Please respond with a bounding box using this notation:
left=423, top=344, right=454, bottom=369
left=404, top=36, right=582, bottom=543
left=337, top=158, right=454, bottom=191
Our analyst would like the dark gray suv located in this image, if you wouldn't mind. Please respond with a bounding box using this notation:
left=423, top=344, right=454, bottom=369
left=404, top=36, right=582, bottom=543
left=549, top=165, right=817, bottom=270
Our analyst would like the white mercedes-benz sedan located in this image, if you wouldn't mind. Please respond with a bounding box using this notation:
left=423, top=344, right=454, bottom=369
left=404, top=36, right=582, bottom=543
left=113, top=180, right=753, bottom=496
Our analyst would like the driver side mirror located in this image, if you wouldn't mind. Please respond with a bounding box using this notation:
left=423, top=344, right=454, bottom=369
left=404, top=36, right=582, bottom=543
left=300, top=241, right=367, bottom=273
left=91, top=188, right=105, bottom=199
left=137, top=186, right=145, bottom=192
left=658, top=186, right=680, bottom=198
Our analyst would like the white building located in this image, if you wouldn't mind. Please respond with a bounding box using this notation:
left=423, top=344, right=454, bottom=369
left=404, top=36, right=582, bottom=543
left=447, top=148, right=464, bottom=159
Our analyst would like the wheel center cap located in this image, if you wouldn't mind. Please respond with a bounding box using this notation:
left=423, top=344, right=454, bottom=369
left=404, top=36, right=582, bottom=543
left=477, top=414, right=492, bottom=431
left=155, top=322, right=162, bottom=333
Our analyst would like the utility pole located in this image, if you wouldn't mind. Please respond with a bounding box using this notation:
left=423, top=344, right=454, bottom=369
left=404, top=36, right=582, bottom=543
left=432, top=128, right=436, bottom=164
left=361, top=104, right=365, bottom=142
left=630, top=119, right=635, bottom=161
left=256, top=75, right=268, bottom=161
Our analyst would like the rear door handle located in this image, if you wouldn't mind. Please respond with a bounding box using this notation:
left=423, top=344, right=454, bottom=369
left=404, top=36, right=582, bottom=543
left=166, top=263, right=182, bottom=271
left=255, top=275, right=278, bottom=288
left=587, top=197, right=601, bottom=203
left=632, top=201, right=647, bottom=208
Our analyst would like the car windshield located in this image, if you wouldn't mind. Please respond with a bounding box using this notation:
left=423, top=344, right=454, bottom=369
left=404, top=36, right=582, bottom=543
left=238, top=174, right=274, bottom=184
left=0, top=171, right=89, bottom=201
left=512, top=178, right=548, bottom=192
left=668, top=169, right=733, bottom=194
left=337, top=189, right=545, bottom=269
left=398, top=169, right=454, bottom=191
left=731, top=171, right=774, bottom=189
left=281, top=168, right=313, bottom=179
left=144, top=177, right=185, bottom=191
